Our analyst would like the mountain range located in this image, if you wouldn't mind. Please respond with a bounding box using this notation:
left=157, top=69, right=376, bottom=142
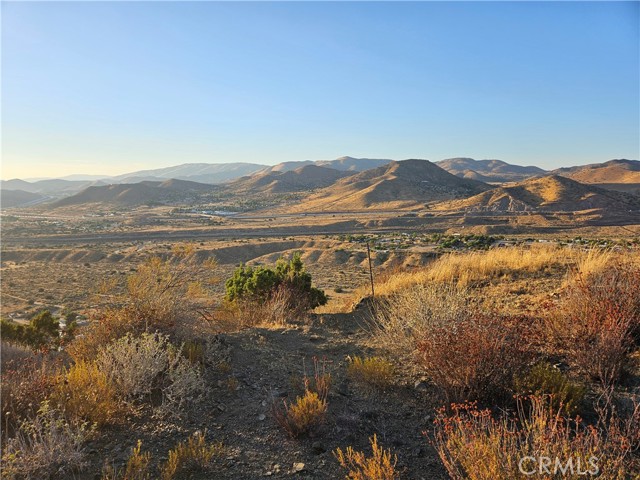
left=1, top=158, right=639, bottom=220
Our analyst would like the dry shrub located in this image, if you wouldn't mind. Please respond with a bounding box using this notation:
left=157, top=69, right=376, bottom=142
left=433, top=396, right=635, bottom=480
left=373, top=283, right=471, bottom=358
left=215, top=285, right=309, bottom=330
left=546, top=262, right=640, bottom=386
left=69, top=246, right=217, bottom=361
left=96, top=333, right=205, bottom=414
left=273, top=389, right=328, bottom=438
left=1, top=352, right=60, bottom=439
left=52, top=360, right=121, bottom=427
left=514, top=362, right=587, bottom=416
left=334, top=434, right=400, bottom=480
left=347, top=356, right=394, bottom=391
left=160, top=431, right=223, bottom=480
left=417, top=312, right=532, bottom=406
left=274, top=358, right=330, bottom=438
left=101, top=440, right=151, bottom=480
left=1, top=401, right=90, bottom=479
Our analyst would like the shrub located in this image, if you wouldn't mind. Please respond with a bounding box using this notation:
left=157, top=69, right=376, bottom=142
left=334, top=434, right=399, bottom=480
left=432, top=396, right=634, bottom=480
left=273, top=389, right=328, bottom=438
left=160, top=431, right=223, bottom=480
left=1, top=310, right=60, bottom=351
left=347, top=356, right=394, bottom=391
left=96, top=333, right=204, bottom=414
left=416, top=312, right=532, bottom=406
left=225, top=253, right=327, bottom=310
left=373, top=283, right=471, bottom=358
left=546, top=263, right=640, bottom=386
left=52, top=360, right=121, bottom=427
left=1, top=353, right=59, bottom=439
left=514, top=362, right=586, bottom=416
left=69, top=246, right=217, bottom=361
left=1, top=401, right=90, bottom=479
left=101, top=440, right=152, bottom=480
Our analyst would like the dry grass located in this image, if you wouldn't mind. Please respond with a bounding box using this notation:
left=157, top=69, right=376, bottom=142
left=334, top=434, right=400, bottom=480
left=347, top=356, right=394, bottom=391
left=433, top=396, right=636, bottom=480
left=215, top=285, right=310, bottom=331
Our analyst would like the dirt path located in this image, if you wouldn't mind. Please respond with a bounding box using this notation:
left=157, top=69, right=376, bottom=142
left=83, top=311, right=447, bottom=479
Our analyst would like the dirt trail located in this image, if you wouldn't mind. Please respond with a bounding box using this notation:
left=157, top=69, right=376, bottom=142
left=85, top=311, right=447, bottom=479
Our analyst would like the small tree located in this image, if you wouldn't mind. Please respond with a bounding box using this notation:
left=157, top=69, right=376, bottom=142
left=1, top=310, right=60, bottom=351
left=225, top=253, right=327, bottom=309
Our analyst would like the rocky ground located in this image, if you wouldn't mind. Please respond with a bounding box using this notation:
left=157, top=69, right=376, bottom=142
left=82, top=309, right=448, bottom=479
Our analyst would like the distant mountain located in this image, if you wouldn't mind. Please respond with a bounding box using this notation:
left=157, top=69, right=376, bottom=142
left=229, top=165, right=352, bottom=193
left=110, top=163, right=266, bottom=184
left=0, top=178, right=104, bottom=195
left=50, top=179, right=215, bottom=208
left=552, top=159, right=640, bottom=194
left=291, top=159, right=491, bottom=211
left=436, top=158, right=547, bottom=182
left=258, top=157, right=393, bottom=174
left=1, top=189, right=47, bottom=208
left=439, top=175, right=640, bottom=214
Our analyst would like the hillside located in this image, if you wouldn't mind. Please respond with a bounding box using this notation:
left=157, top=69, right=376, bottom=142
left=0, top=189, right=46, bottom=208
left=438, top=175, right=640, bottom=215
left=289, top=159, right=490, bottom=211
left=436, top=157, right=546, bottom=182
left=50, top=179, right=215, bottom=208
left=553, top=159, right=640, bottom=194
left=229, top=165, right=352, bottom=193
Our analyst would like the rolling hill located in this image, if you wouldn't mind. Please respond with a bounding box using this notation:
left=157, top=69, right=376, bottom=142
left=49, top=179, right=215, bottom=208
left=289, top=159, right=491, bottom=211
left=257, top=156, right=393, bottom=175
left=229, top=164, right=352, bottom=193
left=552, top=159, right=640, bottom=194
left=436, top=158, right=547, bottom=182
left=109, top=163, right=266, bottom=184
left=438, top=175, right=640, bottom=215
left=1, top=189, right=47, bottom=208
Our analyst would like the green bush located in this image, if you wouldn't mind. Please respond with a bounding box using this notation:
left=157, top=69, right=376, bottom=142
left=514, top=362, right=586, bottom=415
left=1, top=310, right=60, bottom=350
left=225, top=253, right=327, bottom=309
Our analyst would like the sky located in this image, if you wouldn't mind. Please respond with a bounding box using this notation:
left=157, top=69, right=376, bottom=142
left=2, top=1, right=639, bottom=180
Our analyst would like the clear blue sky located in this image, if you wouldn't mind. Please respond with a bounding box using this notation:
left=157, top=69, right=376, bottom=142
left=2, top=1, right=639, bottom=179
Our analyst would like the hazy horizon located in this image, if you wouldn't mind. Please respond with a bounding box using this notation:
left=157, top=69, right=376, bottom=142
left=2, top=1, right=639, bottom=180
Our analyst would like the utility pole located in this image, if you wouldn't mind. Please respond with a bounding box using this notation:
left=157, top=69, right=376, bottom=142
left=366, top=241, right=375, bottom=299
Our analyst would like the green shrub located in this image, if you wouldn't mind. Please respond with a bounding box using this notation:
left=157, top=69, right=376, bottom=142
left=514, top=362, right=586, bottom=415
left=225, top=253, right=327, bottom=309
left=1, top=310, right=60, bottom=351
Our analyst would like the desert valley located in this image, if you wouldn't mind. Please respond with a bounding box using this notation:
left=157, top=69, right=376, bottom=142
left=1, top=155, right=640, bottom=479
